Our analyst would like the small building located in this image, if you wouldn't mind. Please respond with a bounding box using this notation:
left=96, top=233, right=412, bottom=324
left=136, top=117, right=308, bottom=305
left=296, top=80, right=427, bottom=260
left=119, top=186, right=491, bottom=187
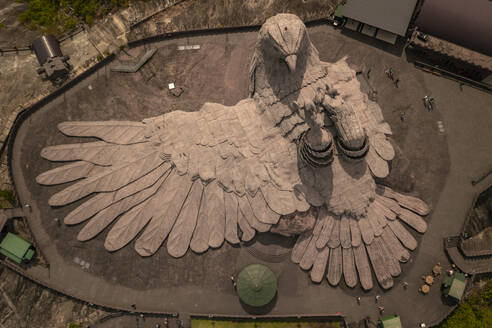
left=340, top=0, right=418, bottom=44
left=378, top=314, right=402, bottom=328
left=442, top=272, right=467, bottom=303
left=32, top=35, right=70, bottom=84
left=0, top=232, right=35, bottom=264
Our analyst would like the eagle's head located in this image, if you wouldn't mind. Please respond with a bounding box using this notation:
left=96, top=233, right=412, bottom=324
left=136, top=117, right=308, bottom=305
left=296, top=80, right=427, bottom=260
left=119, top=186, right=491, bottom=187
left=249, top=14, right=323, bottom=100
left=259, top=13, right=307, bottom=73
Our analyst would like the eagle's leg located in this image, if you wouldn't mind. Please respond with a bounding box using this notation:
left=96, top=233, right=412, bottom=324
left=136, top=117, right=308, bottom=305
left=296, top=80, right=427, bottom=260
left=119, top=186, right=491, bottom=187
left=298, top=126, right=334, bottom=168
left=322, top=94, right=369, bottom=161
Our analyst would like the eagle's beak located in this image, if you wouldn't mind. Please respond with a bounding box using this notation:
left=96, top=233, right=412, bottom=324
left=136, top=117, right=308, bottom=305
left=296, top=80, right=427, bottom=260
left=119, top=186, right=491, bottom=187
left=285, top=54, right=297, bottom=72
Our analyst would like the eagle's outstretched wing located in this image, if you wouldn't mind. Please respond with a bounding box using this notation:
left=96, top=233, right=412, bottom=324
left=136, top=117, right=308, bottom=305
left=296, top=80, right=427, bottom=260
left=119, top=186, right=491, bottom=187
left=37, top=98, right=311, bottom=258
left=292, top=185, right=430, bottom=290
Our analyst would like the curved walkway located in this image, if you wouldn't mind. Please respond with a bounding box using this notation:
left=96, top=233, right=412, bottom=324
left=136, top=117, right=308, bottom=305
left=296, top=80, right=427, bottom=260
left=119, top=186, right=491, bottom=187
left=4, top=24, right=492, bottom=328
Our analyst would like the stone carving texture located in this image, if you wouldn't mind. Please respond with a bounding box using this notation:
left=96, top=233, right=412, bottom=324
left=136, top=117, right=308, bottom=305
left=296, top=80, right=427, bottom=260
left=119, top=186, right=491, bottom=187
left=37, top=14, right=430, bottom=290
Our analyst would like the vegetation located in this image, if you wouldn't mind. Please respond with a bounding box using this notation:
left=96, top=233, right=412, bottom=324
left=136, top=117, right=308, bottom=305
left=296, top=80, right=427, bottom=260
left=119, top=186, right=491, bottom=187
left=16, top=0, right=131, bottom=34
left=0, top=190, right=16, bottom=209
left=439, top=279, right=492, bottom=328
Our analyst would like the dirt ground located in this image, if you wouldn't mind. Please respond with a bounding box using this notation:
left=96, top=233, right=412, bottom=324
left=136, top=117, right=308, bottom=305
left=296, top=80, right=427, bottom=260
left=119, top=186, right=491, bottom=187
left=0, top=266, right=108, bottom=328
left=0, top=0, right=40, bottom=48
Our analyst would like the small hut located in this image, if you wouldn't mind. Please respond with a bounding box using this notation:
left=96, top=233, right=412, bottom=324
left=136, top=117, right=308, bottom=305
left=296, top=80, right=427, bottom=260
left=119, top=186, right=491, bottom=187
left=442, top=272, right=467, bottom=303
left=378, top=315, right=402, bottom=328
left=0, top=232, right=35, bottom=264
left=236, top=264, right=277, bottom=307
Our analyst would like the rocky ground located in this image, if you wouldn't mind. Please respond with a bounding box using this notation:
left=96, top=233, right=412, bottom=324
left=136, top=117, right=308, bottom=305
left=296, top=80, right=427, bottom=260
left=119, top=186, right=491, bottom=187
left=0, top=0, right=39, bottom=48
left=0, top=266, right=109, bottom=328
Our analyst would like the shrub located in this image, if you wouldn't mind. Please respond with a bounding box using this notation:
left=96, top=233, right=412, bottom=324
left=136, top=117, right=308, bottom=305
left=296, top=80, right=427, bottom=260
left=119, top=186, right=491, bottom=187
left=440, top=279, right=492, bottom=328
left=17, top=0, right=132, bottom=34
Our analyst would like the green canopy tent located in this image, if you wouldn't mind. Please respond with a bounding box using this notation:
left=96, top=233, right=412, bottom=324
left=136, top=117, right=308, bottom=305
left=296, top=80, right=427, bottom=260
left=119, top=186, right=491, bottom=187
left=0, top=232, right=35, bottom=264
left=236, top=264, right=277, bottom=307
left=379, top=315, right=402, bottom=328
left=442, top=272, right=466, bottom=302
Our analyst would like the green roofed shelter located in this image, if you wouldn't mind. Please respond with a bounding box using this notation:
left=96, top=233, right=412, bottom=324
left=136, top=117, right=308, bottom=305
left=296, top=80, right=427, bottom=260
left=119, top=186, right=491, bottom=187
left=442, top=272, right=466, bottom=302
left=379, top=315, right=402, bottom=328
left=237, top=264, right=277, bottom=307
left=0, top=232, right=35, bottom=264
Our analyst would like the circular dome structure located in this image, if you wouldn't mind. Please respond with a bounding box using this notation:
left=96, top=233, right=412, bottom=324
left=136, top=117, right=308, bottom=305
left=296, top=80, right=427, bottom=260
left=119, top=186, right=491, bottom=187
left=237, top=264, right=277, bottom=307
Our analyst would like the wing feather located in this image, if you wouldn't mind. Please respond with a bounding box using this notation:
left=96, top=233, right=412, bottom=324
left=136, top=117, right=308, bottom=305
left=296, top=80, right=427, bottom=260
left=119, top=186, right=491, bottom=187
left=58, top=121, right=148, bottom=144
left=224, top=191, right=240, bottom=244
left=299, top=235, right=319, bottom=270
left=349, top=217, right=362, bottom=247
left=327, top=217, right=341, bottom=248
left=104, top=199, right=154, bottom=251
left=316, top=208, right=334, bottom=248
left=388, top=220, right=417, bottom=250
left=381, top=226, right=410, bottom=262
left=206, top=182, right=226, bottom=248
left=310, top=247, right=329, bottom=283
left=353, top=245, right=373, bottom=290
left=342, top=247, right=357, bottom=288
left=237, top=208, right=255, bottom=241
left=41, top=141, right=120, bottom=166
left=291, top=231, right=312, bottom=263
left=358, top=217, right=374, bottom=245
left=36, top=162, right=96, bottom=185
left=300, top=218, right=324, bottom=270
left=76, top=171, right=168, bottom=241
left=367, top=206, right=383, bottom=237
left=340, top=216, right=351, bottom=248
left=260, top=183, right=297, bottom=215
left=365, top=238, right=394, bottom=289
left=49, top=151, right=163, bottom=206
left=247, top=190, right=281, bottom=224
left=365, top=146, right=389, bottom=178
left=167, top=179, right=204, bottom=258
left=376, top=185, right=431, bottom=216
left=134, top=170, right=194, bottom=256
left=327, top=246, right=342, bottom=286
left=64, top=163, right=171, bottom=225
left=369, top=134, right=395, bottom=161
left=237, top=194, right=271, bottom=232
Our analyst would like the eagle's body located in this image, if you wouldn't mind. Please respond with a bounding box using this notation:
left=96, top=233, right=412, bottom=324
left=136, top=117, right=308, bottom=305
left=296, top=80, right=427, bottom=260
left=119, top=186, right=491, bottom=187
left=37, top=14, right=430, bottom=290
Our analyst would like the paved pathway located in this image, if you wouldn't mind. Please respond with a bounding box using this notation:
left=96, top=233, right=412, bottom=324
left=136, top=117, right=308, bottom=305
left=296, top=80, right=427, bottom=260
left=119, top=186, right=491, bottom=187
left=5, top=24, right=492, bottom=328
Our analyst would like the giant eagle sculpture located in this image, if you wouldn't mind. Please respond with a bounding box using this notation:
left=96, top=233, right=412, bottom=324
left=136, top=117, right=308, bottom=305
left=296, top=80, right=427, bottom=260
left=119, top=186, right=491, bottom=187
left=36, top=14, right=430, bottom=290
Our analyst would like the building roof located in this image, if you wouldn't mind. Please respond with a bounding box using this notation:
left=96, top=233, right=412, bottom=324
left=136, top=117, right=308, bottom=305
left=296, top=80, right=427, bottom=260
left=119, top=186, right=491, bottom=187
left=237, top=264, right=277, bottom=307
left=380, top=315, right=403, bottom=328
left=342, top=0, right=418, bottom=36
left=443, top=272, right=466, bottom=301
left=410, top=31, right=492, bottom=72
left=0, top=232, right=33, bottom=264
left=414, top=0, right=492, bottom=56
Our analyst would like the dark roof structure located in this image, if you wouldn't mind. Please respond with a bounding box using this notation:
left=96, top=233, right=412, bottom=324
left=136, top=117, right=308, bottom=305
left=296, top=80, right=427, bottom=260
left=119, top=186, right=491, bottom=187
left=410, top=31, right=492, bottom=72
left=342, top=0, right=418, bottom=36
left=415, top=0, right=492, bottom=56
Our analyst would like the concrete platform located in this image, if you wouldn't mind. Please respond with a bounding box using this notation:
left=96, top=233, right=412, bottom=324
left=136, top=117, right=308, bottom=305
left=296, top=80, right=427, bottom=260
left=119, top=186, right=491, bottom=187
left=7, top=23, right=492, bottom=327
